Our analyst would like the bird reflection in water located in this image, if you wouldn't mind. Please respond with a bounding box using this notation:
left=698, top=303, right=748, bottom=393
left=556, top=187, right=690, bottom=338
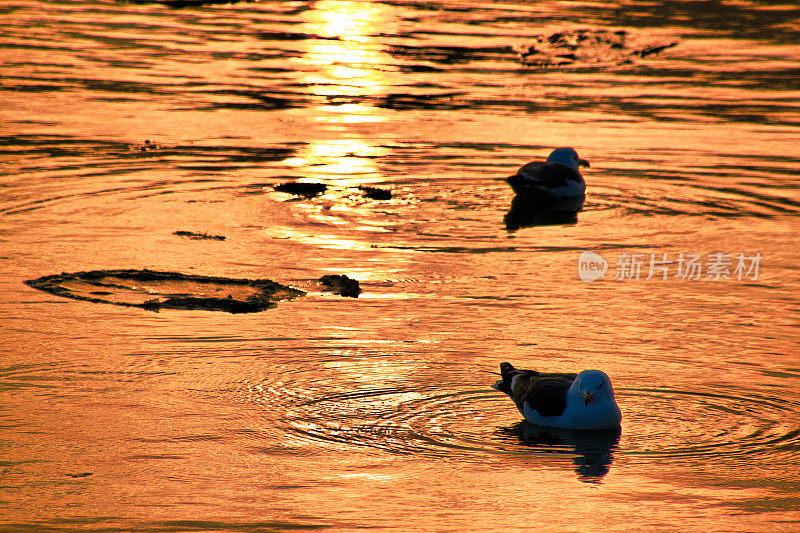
left=504, top=195, right=581, bottom=230
left=497, top=421, right=621, bottom=483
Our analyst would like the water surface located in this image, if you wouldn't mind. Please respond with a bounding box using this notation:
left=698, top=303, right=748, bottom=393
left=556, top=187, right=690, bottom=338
left=1, top=0, right=799, bottom=531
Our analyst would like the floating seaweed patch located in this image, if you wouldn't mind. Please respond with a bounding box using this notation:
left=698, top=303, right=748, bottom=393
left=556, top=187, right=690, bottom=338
left=25, top=269, right=305, bottom=313
left=514, top=29, right=678, bottom=68
left=173, top=230, right=227, bottom=241
left=319, top=274, right=361, bottom=298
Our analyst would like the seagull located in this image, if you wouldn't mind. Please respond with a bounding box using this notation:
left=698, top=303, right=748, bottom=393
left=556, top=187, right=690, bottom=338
left=506, top=147, right=589, bottom=211
left=491, top=362, right=622, bottom=430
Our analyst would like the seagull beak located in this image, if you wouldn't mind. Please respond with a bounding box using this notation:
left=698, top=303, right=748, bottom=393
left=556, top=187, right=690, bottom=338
left=584, top=391, right=594, bottom=406
left=578, top=158, right=590, bottom=168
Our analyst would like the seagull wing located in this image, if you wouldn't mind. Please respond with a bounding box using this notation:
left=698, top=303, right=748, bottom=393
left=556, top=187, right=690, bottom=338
left=519, top=373, right=578, bottom=417
left=508, top=162, right=583, bottom=189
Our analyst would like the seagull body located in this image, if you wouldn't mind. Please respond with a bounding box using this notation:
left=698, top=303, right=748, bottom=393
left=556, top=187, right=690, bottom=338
left=506, top=148, right=589, bottom=211
left=492, top=362, right=621, bottom=430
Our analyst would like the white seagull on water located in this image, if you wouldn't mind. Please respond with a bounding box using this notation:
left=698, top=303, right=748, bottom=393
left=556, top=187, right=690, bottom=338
left=506, top=147, right=589, bottom=211
left=492, top=362, right=622, bottom=430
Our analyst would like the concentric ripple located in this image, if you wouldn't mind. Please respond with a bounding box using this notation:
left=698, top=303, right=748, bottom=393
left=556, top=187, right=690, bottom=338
left=234, top=373, right=800, bottom=484
left=235, top=371, right=624, bottom=483
left=238, top=372, right=499, bottom=458
left=616, top=387, right=800, bottom=464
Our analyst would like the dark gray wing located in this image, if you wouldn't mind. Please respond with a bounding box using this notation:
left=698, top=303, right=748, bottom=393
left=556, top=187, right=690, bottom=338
left=520, top=372, right=578, bottom=417
left=507, top=162, right=583, bottom=195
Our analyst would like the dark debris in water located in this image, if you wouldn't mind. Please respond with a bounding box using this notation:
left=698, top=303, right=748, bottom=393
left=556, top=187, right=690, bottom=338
left=257, top=31, right=341, bottom=42
left=356, top=186, right=392, bottom=200
left=173, top=230, right=227, bottom=241
left=25, top=269, right=305, bottom=313
left=515, top=29, right=678, bottom=68
left=125, top=0, right=259, bottom=7
left=274, top=181, right=329, bottom=198
left=274, top=181, right=392, bottom=201
left=634, top=42, right=679, bottom=58
left=319, top=274, right=361, bottom=298
left=65, top=472, right=93, bottom=478
left=129, top=139, right=163, bottom=151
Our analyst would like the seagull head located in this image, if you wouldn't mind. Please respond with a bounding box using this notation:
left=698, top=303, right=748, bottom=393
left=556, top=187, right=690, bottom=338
left=568, top=370, right=621, bottom=429
left=571, top=370, right=616, bottom=407
left=546, top=147, right=590, bottom=171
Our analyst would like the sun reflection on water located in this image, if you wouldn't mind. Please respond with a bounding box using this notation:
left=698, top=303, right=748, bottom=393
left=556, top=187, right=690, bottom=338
left=275, top=2, right=401, bottom=256
left=284, top=139, right=389, bottom=184
left=298, top=0, right=393, bottom=119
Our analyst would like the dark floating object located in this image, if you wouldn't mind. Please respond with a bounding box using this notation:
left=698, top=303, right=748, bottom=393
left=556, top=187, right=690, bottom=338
left=126, top=0, right=256, bottom=6
left=357, top=186, right=392, bottom=200
left=65, top=472, right=93, bottom=478
left=634, top=41, right=679, bottom=58
left=25, top=269, right=305, bottom=313
left=274, top=181, right=392, bottom=201
left=173, top=230, right=227, bottom=241
left=274, top=181, right=328, bottom=198
left=257, top=31, right=341, bottom=42
left=319, top=274, right=361, bottom=298
left=129, top=139, right=162, bottom=151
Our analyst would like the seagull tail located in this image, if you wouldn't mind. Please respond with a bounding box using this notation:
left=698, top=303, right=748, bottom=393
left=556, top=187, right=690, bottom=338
left=491, top=362, right=517, bottom=396
left=499, top=362, right=517, bottom=380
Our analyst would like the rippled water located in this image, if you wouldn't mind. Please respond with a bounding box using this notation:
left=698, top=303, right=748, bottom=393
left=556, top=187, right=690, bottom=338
left=2, top=0, right=799, bottom=531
